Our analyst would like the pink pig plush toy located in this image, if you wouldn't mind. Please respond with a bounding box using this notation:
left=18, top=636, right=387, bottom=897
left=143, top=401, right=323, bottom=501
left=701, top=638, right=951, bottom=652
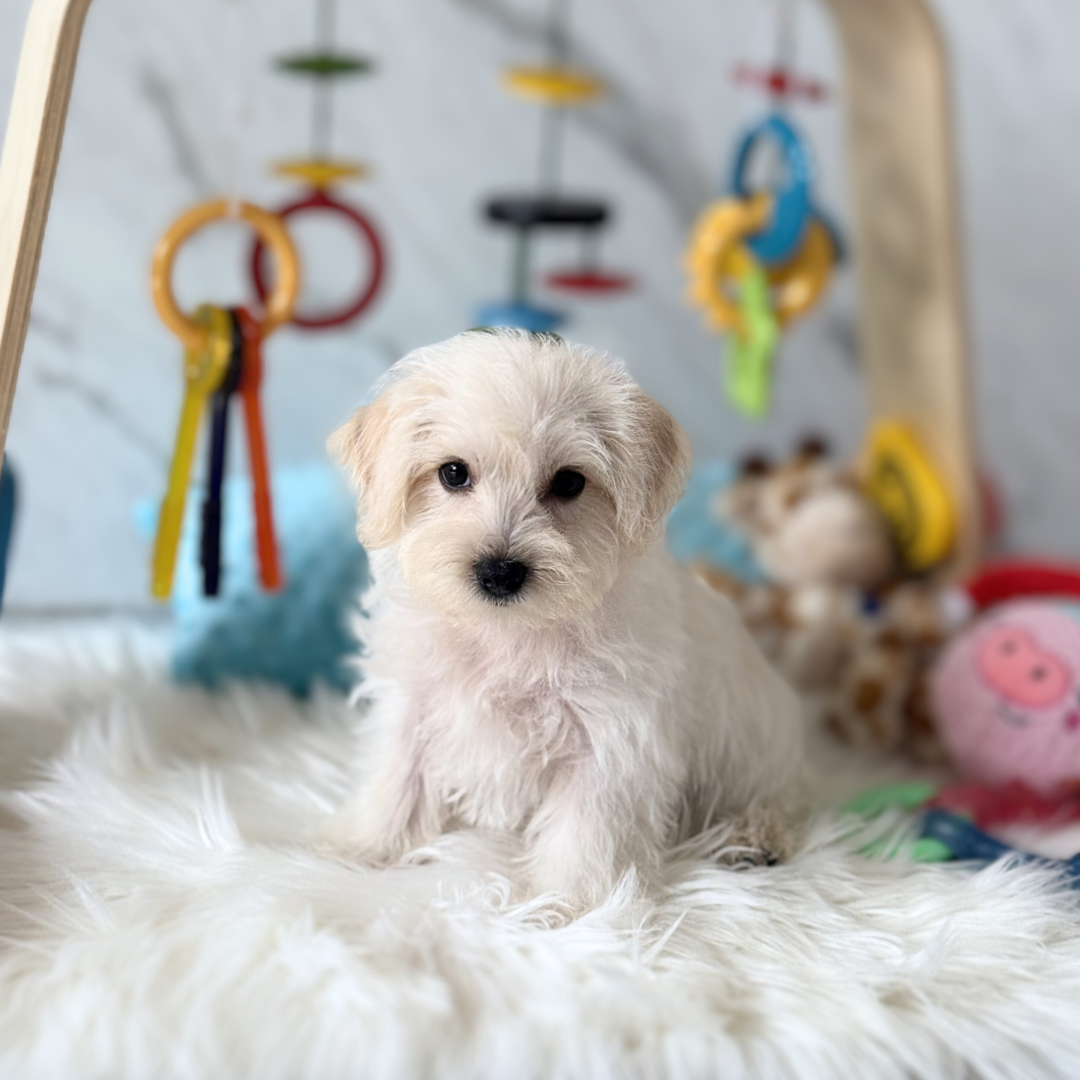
left=931, top=575, right=1080, bottom=796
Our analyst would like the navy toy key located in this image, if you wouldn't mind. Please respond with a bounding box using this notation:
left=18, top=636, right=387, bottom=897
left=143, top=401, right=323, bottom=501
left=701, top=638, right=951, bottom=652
left=200, top=311, right=243, bottom=597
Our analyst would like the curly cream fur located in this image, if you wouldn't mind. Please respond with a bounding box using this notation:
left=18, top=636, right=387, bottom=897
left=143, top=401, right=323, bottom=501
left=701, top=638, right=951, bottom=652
left=324, top=330, right=804, bottom=911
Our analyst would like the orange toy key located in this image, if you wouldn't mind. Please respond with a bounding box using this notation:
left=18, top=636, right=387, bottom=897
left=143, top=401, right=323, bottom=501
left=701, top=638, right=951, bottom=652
left=234, top=307, right=284, bottom=591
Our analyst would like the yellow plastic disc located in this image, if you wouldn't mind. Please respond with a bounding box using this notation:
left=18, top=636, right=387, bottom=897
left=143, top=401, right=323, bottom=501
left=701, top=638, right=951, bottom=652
left=861, top=421, right=956, bottom=573
left=272, top=158, right=368, bottom=188
left=684, top=194, right=773, bottom=333
left=503, top=66, right=605, bottom=105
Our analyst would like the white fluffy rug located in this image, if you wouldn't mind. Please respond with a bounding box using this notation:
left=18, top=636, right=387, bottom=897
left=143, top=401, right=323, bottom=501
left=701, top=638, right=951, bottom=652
left=0, top=625, right=1078, bottom=1079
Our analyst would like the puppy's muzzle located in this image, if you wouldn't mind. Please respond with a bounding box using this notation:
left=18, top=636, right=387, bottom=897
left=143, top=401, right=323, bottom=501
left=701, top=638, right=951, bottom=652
left=474, top=557, right=529, bottom=601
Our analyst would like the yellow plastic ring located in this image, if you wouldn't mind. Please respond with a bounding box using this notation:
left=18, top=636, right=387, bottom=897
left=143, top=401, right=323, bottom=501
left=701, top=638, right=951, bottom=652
left=151, top=199, right=299, bottom=349
left=686, top=200, right=835, bottom=331
left=684, top=194, right=773, bottom=333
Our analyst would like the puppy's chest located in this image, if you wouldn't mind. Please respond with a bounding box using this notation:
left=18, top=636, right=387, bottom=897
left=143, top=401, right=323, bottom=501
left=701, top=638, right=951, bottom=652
left=423, top=676, right=588, bottom=831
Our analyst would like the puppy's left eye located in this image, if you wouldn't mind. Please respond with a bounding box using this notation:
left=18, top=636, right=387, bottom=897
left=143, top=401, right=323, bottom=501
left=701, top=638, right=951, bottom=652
left=439, top=462, right=471, bottom=489
left=549, top=469, right=586, bottom=499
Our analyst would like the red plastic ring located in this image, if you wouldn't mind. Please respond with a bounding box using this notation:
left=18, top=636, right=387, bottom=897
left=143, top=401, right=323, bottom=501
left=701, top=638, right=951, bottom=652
left=251, top=188, right=385, bottom=330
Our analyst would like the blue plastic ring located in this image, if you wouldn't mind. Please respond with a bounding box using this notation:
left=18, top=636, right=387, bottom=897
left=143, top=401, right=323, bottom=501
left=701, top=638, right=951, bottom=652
left=730, top=114, right=812, bottom=265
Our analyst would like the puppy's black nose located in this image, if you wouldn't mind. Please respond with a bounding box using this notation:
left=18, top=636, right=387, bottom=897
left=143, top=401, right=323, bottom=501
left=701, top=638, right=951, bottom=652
left=474, top=558, right=529, bottom=599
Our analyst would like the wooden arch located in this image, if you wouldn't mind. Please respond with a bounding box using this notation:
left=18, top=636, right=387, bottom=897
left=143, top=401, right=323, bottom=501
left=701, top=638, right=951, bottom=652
left=0, top=0, right=980, bottom=574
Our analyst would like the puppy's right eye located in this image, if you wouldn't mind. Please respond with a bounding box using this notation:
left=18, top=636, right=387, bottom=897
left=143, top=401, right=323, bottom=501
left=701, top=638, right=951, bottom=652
left=549, top=469, right=586, bottom=499
left=439, top=461, right=471, bottom=490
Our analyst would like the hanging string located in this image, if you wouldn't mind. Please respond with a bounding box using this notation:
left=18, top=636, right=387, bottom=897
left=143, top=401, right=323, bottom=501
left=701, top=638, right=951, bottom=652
left=772, top=0, right=797, bottom=112
left=312, top=0, right=339, bottom=160
left=221, top=0, right=257, bottom=202
left=536, top=0, right=571, bottom=196
left=547, top=0, right=570, bottom=66
left=762, top=0, right=797, bottom=190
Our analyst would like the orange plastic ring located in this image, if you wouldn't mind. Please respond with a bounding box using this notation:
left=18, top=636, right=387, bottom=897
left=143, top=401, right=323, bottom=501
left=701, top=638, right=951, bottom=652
left=763, top=217, right=835, bottom=324
left=715, top=218, right=835, bottom=325
left=151, top=199, right=299, bottom=350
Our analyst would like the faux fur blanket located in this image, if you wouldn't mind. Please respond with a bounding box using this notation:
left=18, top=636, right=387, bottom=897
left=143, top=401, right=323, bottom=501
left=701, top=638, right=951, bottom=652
left=0, top=625, right=1077, bottom=1079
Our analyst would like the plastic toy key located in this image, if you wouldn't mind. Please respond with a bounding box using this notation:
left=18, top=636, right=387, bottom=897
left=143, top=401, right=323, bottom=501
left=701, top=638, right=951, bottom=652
left=234, top=307, right=284, bottom=592
left=149, top=198, right=298, bottom=600
left=726, top=261, right=779, bottom=418
left=151, top=305, right=233, bottom=599
left=200, top=313, right=244, bottom=597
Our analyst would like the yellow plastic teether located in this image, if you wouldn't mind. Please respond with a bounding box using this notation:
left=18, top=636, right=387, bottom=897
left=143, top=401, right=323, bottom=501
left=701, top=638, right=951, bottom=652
left=503, top=66, right=605, bottom=106
left=862, top=421, right=956, bottom=573
left=684, top=194, right=773, bottom=333
left=150, top=305, right=232, bottom=599
left=272, top=157, right=368, bottom=188
left=686, top=198, right=835, bottom=333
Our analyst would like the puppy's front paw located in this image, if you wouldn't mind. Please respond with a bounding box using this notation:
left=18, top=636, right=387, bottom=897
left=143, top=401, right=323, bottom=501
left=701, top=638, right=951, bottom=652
left=714, top=810, right=796, bottom=869
left=312, top=807, right=405, bottom=867
left=526, top=844, right=629, bottom=916
left=714, top=845, right=779, bottom=869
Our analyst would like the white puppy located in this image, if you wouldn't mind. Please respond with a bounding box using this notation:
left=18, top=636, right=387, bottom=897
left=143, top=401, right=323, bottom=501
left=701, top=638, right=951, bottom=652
left=325, top=329, right=804, bottom=910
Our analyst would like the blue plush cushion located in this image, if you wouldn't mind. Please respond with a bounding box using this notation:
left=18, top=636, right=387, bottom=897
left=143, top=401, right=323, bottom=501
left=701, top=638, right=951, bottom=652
left=168, top=462, right=367, bottom=697
left=0, top=455, right=16, bottom=608
left=666, top=459, right=763, bottom=583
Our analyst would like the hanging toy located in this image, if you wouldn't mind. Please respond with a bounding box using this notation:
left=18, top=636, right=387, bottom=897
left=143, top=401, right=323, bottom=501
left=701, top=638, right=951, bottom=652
left=150, top=199, right=299, bottom=600
left=860, top=420, right=956, bottom=574
left=684, top=0, right=839, bottom=418
left=250, top=0, right=385, bottom=331
left=476, top=0, right=632, bottom=333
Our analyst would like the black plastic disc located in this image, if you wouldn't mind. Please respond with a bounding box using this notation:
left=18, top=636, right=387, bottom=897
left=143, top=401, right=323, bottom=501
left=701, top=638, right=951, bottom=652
left=484, top=196, right=609, bottom=229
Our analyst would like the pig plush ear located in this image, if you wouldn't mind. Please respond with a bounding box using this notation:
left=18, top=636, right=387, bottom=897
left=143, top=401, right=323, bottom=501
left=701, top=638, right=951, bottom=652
left=329, top=388, right=417, bottom=549
left=612, top=388, right=693, bottom=553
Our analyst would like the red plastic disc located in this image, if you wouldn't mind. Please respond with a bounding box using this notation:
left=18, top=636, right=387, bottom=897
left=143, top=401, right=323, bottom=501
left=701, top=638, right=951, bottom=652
left=545, top=270, right=633, bottom=294
left=251, top=188, right=385, bottom=330
left=732, top=63, right=829, bottom=103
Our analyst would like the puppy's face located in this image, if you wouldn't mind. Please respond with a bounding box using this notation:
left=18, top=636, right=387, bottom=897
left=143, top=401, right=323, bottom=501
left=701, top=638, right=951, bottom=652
left=331, top=331, right=691, bottom=627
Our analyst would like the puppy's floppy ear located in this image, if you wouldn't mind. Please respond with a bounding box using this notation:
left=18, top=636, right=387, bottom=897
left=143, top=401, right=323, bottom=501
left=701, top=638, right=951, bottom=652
left=329, top=391, right=414, bottom=549
left=615, top=388, right=693, bottom=553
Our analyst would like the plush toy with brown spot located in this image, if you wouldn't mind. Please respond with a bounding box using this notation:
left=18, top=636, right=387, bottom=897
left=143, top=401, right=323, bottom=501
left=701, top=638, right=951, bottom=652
left=701, top=437, right=949, bottom=760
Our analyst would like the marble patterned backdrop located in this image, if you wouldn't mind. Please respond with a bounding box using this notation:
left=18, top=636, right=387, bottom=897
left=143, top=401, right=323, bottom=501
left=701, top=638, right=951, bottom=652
left=0, top=0, right=1077, bottom=609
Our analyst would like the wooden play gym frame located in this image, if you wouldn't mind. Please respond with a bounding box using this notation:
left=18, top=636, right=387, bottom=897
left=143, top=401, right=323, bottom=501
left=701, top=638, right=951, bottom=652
left=0, top=0, right=979, bottom=577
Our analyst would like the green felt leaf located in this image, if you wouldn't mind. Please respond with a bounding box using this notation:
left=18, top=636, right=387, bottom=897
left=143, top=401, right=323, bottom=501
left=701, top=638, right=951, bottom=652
left=858, top=836, right=954, bottom=864
left=275, top=53, right=375, bottom=77
left=724, top=262, right=779, bottom=418
left=841, top=782, right=939, bottom=818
